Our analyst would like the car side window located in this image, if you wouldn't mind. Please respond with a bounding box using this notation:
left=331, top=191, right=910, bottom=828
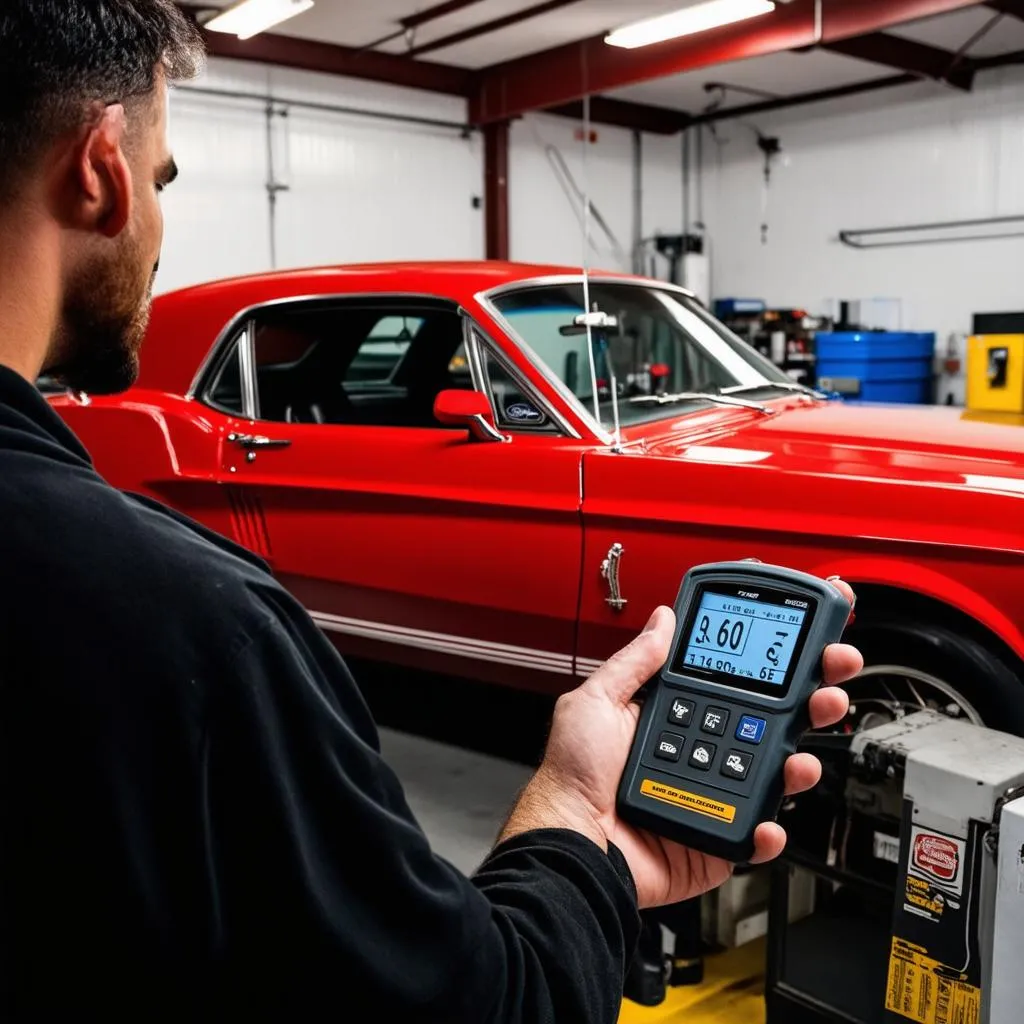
left=207, top=338, right=245, bottom=414
left=233, top=303, right=474, bottom=428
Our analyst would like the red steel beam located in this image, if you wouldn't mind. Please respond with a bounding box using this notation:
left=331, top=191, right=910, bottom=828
left=546, top=95, right=690, bottom=133
left=408, top=0, right=582, bottom=58
left=472, top=0, right=990, bottom=124
left=484, top=121, right=510, bottom=260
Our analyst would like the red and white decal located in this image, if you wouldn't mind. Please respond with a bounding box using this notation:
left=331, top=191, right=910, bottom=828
left=910, top=827, right=965, bottom=894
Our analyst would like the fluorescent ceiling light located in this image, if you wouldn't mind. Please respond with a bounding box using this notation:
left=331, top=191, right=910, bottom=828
left=205, top=0, right=315, bottom=41
left=605, top=0, right=776, bottom=50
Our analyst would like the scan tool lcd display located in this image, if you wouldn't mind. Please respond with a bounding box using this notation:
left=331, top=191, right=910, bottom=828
left=673, top=586, right=816, bottom=697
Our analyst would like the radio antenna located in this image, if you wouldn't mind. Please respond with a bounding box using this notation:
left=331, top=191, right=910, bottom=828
left=580, top=94, right=622, bottom=447
left=581, top=95, right=600, bottom=427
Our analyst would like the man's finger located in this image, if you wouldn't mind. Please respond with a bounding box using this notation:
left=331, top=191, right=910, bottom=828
left=783, top=752, right=822, bottom=796
left=822, top=643, right=863, bottom=686
left=749, top=822, right=787, bottom=865
left=827, top=578, right=856, bottom=608
left=808, top=687, right=850, bottom=730
left=582, top=606, right=675, bottom=705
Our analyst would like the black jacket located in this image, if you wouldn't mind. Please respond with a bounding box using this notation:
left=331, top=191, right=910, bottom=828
left=0, top=365, right=639, bottom=1020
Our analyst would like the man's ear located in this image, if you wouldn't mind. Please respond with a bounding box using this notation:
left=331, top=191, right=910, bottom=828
left=72, top=103, right=133, bottom=239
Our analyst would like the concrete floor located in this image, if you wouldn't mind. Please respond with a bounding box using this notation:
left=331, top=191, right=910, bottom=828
left=379, top=726, right=533, bottom=875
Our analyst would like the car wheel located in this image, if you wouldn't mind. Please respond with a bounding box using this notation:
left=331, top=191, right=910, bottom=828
left=840, top=617, right=1024, bottom=736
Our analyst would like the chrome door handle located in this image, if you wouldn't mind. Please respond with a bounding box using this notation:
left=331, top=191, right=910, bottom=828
left=227, top=433, right=292, bottom=450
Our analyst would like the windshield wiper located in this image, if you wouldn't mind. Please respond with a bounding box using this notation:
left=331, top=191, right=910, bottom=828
left=721, top=382, right=824, bottom=399
left=629, top=392, right=775, bottom=415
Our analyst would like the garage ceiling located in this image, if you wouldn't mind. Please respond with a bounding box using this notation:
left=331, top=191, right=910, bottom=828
left=186, top=1, right=1024, bottom=124
left=611, top=8, right=1024, bottom=111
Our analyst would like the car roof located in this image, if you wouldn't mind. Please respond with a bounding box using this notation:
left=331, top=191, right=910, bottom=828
left=154, top=260, right=640, bottom=302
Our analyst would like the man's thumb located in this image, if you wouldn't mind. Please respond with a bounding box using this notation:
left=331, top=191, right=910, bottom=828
left=583, top=606, right=675, bottom=705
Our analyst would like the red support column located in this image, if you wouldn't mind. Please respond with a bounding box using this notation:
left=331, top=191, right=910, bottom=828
left=484, top=121, right=510, bottom=262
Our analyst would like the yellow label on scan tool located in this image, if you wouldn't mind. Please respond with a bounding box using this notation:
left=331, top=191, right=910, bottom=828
left=639, top=779, right=736, bottom=823
left=885, top=938, right=982, bottom=1024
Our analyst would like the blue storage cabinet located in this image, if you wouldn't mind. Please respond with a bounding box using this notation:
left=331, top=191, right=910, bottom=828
left=814, top=331, right=935, bottom=404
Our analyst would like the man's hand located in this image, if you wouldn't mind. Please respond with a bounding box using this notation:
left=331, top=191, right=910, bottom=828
left=500, top=581, right=862, bottom=909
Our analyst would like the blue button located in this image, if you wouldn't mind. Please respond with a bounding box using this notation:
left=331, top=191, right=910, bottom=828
left=736, top=716, right=766, bottom=744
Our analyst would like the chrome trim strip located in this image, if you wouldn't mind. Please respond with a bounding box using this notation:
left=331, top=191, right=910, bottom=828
left=482, top=273, right=697, bottom=302
left=576, top=657, right=604, bottom=677
left=239, top=320, right=259, bottom=420
left=310, top=611, right=576, bottom=675
left=461, top=311, right=488, bottom=395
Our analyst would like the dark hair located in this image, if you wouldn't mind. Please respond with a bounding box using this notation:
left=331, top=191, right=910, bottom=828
left=0, top=0, right=204, bottom=196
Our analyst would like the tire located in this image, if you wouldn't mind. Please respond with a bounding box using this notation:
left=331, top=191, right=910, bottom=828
left=842, top=616, right=1024, bottom=736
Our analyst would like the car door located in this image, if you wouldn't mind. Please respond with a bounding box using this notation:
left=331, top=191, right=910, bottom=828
left=201, top=295, right=586, bottom=692
left=573, top=289, right=780, bottom=677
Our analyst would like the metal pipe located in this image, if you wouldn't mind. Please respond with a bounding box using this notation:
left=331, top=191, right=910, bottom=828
left=175, top=84, right=474, bottom=134
left=681, top=128, right=691, bottom=288
left=632, top=130, right=643, bottom=275
left=264, top=102, right=283, bottom=269
left=840, top=214, right=1024, bottom=249
left=695, top=125, right=704, bottom=228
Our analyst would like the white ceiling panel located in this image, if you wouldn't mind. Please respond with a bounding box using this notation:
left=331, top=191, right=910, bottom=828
left=196, top=0, right=412, bottom=47
left=888, top=8, right=1024, bottom=57
left=608, top=49, right=886, bottom=114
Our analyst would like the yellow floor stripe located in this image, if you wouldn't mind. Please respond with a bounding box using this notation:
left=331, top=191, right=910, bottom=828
left=618, top=939, right=767, bottom=1024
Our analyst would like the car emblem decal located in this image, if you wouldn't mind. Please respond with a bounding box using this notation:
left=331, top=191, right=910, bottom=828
left=601, top=542, right=627, bottom=612
left=505, top=402, right=543, bottom=422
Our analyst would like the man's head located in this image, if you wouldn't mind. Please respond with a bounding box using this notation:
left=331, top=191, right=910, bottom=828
left=0, top=1, right=203, bottom=393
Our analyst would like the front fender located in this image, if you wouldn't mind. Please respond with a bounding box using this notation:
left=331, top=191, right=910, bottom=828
left=807, top=555, right=1024, bottom=664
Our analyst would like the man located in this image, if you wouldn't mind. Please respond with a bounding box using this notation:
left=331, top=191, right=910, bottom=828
left=0, top=1, right=861, bottom=1018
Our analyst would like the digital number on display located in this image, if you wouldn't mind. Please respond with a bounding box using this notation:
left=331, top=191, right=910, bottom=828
left=682, top=592, right=807, bottom=684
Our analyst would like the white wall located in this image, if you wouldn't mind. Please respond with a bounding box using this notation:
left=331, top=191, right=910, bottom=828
left=158, top=58, right=484, bottom=294
left=697, top=65, right=1024, bottom=346
left=159, top=61, right=687, bottom=295
left=509, top=112, right=684, bottom=275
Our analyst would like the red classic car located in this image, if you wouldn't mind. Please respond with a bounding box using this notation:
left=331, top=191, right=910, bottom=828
left=50, top=262, right=1024, bottom=733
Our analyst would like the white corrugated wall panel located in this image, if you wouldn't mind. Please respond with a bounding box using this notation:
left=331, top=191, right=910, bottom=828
left=158, top=58, right=482, bottom=296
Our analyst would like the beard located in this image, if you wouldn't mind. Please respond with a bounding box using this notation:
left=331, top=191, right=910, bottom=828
left=47, top=235, right=157, bottom=396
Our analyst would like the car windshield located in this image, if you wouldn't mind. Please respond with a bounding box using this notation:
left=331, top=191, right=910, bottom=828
left=489, top=282, right=794, bottom=431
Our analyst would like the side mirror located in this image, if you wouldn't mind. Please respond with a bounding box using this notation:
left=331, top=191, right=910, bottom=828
left=433, top=389, right=509, bottom=443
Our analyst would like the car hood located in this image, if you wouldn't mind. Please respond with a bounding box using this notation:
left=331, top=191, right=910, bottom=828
left=628, top=400, right=1024, bottom=492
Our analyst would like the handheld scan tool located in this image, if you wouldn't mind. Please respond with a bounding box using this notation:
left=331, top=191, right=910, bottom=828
left=617, top=561, right=851, bottom=862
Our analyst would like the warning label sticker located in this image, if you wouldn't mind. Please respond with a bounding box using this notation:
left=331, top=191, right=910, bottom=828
left=639, top=779, right=736, bottom=823
left=885, top=938, right=981, bottom=1024
left=909, top=827, right=966, bottom=896
left=904, top=875, right=952, bottom=924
